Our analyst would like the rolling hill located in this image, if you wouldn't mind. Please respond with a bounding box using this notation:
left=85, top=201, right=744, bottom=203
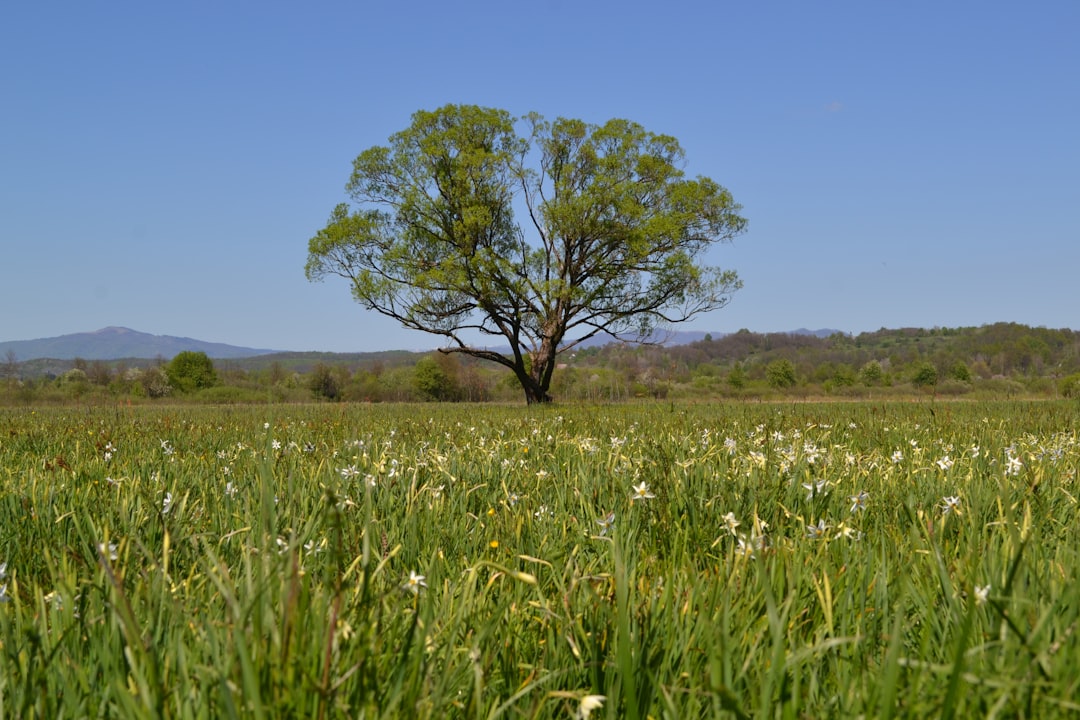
left=0, top=327, right=280, bottom=361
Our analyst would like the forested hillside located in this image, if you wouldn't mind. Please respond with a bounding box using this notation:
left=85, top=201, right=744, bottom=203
left=569, top=322, right=1080, bottom=399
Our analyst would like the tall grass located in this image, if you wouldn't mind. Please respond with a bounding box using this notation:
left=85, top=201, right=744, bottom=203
left=0, top=401, right=1078, bottom=717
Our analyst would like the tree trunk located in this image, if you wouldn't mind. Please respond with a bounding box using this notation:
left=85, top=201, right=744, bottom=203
left=517, top=364, right=553, bottom=404
left=523, top=384, right=554, bottom=404
left=515, top=344, right=556, bottom=404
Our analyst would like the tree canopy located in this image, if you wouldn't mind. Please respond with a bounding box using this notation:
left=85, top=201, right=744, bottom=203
left=306, top=104, right=746, bottom=403
left=166, top=351, right=217, bottom=394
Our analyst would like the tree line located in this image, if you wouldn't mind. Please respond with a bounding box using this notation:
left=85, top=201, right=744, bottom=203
left=2, top=323, right=1079, bottom=405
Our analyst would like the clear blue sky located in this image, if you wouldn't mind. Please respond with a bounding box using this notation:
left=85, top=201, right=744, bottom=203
left=2, top=1, right=1076, bottom=352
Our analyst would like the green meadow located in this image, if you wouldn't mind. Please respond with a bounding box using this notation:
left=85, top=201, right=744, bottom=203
left=1, top=400, right=1079, bottom=718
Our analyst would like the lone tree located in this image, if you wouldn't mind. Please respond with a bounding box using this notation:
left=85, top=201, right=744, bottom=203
left=306, top=105, right=746, bottom=404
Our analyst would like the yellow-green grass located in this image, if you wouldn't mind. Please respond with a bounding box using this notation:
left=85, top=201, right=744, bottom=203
left=0, top=401, right=1078, bottom=717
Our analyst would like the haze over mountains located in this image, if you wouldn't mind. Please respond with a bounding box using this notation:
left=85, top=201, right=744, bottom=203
left=0, top=326, right=844, bottom=361
left=0, top=327, right=279, bottom=361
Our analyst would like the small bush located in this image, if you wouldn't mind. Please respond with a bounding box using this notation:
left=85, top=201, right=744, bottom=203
left=1059, top=373, right=1080, bottom=398
left=948, top=361, right=973, bottom=383
left=911, top=362, right=938, bottom=388
left=414, top=354, right=462, bottom=401
left=973, top=377, right=1026, bottom=398
left=765, top=359, right=797, bottom=389
left=308, top=363, right=342, bottom=401
left=139, top=367, right=172, bottom=398
left=166, top=351, right=218, bottom=393
left=936, top=378, right=972, bottom=396
left=859, top=360, right=884, bottom=386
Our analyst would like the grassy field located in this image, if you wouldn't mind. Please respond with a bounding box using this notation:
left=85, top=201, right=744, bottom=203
left=1, top=400, right=1078, bottom=718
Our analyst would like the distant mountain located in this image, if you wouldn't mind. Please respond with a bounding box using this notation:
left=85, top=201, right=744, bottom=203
left=0, top=326, right=849, bottom=362
left=0, top=327, right=280, bottom=361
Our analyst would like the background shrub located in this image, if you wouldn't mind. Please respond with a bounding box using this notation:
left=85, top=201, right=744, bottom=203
left=166, top=351, right=218, bottom=393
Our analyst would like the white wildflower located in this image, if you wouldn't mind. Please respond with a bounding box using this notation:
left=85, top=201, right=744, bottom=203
left=835, top=525, right=863, bottom=541
left=1006, top=454, right=1023, bottom=476
left=806, top=519, right=830, bottom=540
left=577, top=694, right=606, bottom=720
left=403, top=570, right=427, bottom=594
left=802, top=479, right=828, bottom=500
left=940, top=495, right=961, bottom=516
left=631, top=481, right=655, bottom=502
left=596, top=512, right=615, bottom=536
left=721, top=512, right=740, bottom=536
left=735, top=536, right=755, bottom=559
left=98, top=542, right=118, bottom=561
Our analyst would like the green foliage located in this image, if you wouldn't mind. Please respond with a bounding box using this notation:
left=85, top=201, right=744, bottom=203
left=86, top=360, right=113, bottom=386
left=727, top=363, right=747, bottom=389
left=1061, top=374, right=1080, bottom=398
left=413, top=354, right=462, bottom=402
left=342, top=369, right=382, bottom=402
left=831, top=363, right=857, bottom=387
left=306, top=104, right=745, bottom=403
left=307, top=362, right=341, bottom=401
left=165, top=351, right=217, bottom=394
left=936, top=378, right=973, bottom=396
left=859, top=360, right=885, bottom=386
left=5, top=322, right=1080, bottom=406
left=911, top=361, right=939, bottom=388
left=765, top=358, right=797, bottom=388
left=949, top=360, right=973, bottom=383
left=378, top=366, right=419, bottom=402
left=975, top=377, right=1027, bottom=398
left=194, top=385, right=266, bottom=404
left=139, top=366, right=172, bottom=398
left=59, top=367, right=88, bottom=385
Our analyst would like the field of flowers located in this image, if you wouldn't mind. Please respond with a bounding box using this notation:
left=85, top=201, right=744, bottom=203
left=1, top=400, right=1079, bottom=718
